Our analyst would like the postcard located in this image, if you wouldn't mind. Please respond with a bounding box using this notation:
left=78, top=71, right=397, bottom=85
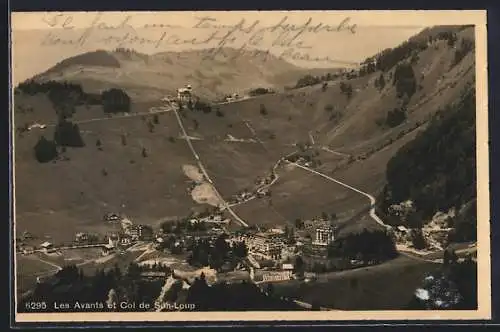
left=10, top=10, right=490, bottom=324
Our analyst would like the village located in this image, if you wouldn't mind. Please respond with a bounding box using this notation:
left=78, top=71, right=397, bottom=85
left=16, top=205, right=346, bottom=286
left=15, top=83, right=464, bottom=292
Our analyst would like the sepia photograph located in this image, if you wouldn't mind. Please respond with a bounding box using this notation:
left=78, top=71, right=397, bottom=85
left=10, top=10, right=490, bottom=323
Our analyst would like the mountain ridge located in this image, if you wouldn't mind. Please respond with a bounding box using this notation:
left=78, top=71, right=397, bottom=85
left=27, top=47, right=343, bottom=101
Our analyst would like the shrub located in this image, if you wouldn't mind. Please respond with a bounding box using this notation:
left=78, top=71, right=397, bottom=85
left=260, top=104, right=268, bottom=115
left=340, top=82, right=353, bottom=99
left=53, top=120, right=85, bottom=147
left=249, top=87, right=271, bottom=96
left=324, top=104, right=334, bottom=112
left=34, top=136, right=58, bottom=163
left=393, top=63, right=417, bottom=99
left=101, top=88, right=131, bottom=113
left=386, top=108, right=407, bottom=128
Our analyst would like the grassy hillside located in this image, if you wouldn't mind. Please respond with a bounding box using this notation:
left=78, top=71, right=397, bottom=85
left=14, top=26, right=476, bottom=242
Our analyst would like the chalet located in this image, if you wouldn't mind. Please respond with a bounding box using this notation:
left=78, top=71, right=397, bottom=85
left=22, top=246, right=35, bottom=255
left=101, top=243, right=115, bottom=256
left=119, top=235, right=133, bottom=246
left=40, top=241, right=53, bottom=253
left=22, top=231, right=34, bottom=240
left=396, top=225, right=409, bottom=233
left=104, top=213, right=121, bottom=223
left=75, top=232, right=89, bottom=242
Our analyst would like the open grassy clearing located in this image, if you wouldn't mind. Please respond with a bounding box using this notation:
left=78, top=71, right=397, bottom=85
left=192, top=140, right=288, bottom=198
left=15, top=111, right=202, bottom=242
left=270, top=166, right=370, bottom=224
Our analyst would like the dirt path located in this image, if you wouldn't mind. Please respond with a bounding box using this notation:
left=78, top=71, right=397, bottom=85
left=166, top=100, right=249, bottom=228
left=25, top=254, right=63, bottom=271
left=45, top=106, right=173, bottom=127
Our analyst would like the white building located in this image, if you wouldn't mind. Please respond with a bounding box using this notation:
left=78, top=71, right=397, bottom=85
left=102, top=243, right=115, bottom=256
left=40, top=241, right=53, bottom=253
left=312, top=226, right=336, bottom=246
left=245, top=233, right=283, bottom=260
left=177, top=84, right=193, bottom=103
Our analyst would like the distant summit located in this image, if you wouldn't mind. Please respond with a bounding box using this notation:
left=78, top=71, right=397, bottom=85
left=28, top=47, right=334, bottom=102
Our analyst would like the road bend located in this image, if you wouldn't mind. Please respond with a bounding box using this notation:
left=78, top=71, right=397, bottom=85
left=288, top=162, right=390, bottom=230
left=286, top=162, right=455, bottom=264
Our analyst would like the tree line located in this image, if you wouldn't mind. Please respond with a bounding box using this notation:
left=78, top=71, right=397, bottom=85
left=327, top=229, right=398, bottom=264
left=16, top=80, right=131, bottom=115
left=184, top=273, right=303, bottom=311
left=19, top=262, right=170, bottom=313
left=294, top=72, right=340, bottom=89
left=187, top=234, right=248, bottom=272
left=367, top=29, right=462, bottom=73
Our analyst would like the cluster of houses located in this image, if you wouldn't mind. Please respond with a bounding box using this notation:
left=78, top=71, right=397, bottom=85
left=223, top=93, right=241, bottom=103
left=188, top=214, right=230, bottom=226
left=389, top=201, right=454, bottom=250
left=228, top=189, right=254, bottom=205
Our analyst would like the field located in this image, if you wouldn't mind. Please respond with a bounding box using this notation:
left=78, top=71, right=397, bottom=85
left=14, top=105, right=207, bottom=242
left=16, top=245, right=150, bottom=296
left=16, top=254, right=61, bottom=294
left=271, top=255, right=441, bottom=310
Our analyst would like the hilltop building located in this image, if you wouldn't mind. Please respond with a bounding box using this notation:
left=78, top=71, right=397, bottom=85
left=177, top=84, right=193, bottom=103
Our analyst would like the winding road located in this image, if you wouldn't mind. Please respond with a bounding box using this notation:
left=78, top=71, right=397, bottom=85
left=287, top=161, right=391, bottom=231
left=284, top=161, right=459, bottom=264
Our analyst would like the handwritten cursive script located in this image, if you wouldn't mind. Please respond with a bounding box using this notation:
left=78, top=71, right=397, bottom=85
left=38, top=12, right=358, bottom=65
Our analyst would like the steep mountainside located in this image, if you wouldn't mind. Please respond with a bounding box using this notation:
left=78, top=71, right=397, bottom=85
left=378, top=85, right=476, bottom=241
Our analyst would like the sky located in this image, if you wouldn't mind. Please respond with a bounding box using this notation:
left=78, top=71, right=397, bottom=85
left=10, top=11, right=485, bottom=85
